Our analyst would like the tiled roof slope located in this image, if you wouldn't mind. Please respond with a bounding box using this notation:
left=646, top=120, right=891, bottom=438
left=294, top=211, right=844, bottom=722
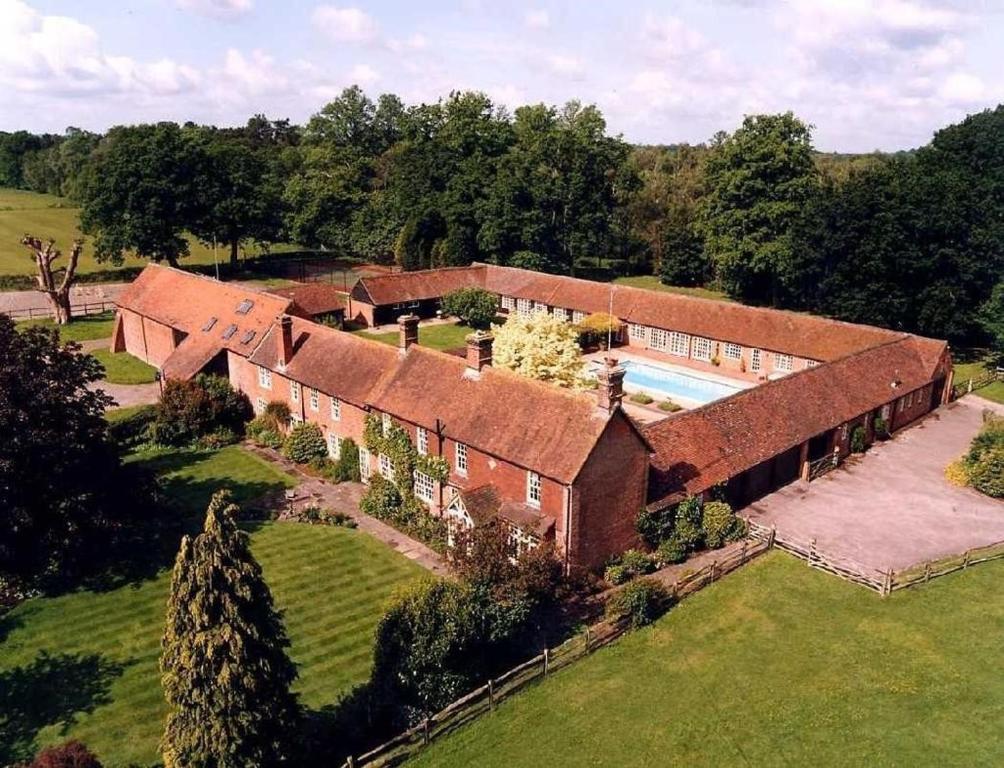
left=352, top=264, right=904, bottom=361
left=248, top=317, right=399, bottom=407
left=268, top=284, right=346, bottom=317
left=116, top=264, right=292, bottom=355
left=350, top=265, right=487, bottom=305
left=644, top=335, right=950, bottom=510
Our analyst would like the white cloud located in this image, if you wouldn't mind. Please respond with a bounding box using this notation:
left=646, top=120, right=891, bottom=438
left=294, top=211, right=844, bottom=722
left=349, top=63, right=380, bottom=86
left=524, top=9, right=549, bottom=29
left=312, top=5, right=380, bottom=44
left=548, top=54, right=584, bottom=79
left=176, top=0, right=252, bottom=20
left=387, top=33, right=429, bottom=53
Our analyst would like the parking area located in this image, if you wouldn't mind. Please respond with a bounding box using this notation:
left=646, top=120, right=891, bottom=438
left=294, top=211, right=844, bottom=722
left=744, top=396, right=1004, bottom=572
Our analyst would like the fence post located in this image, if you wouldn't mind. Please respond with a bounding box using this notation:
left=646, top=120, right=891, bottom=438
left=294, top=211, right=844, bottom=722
left=423, top=718, right=431, bottom=745
left=741, top=540, right=748, bottom=564
left=543, top=647, right=549, bottom=676
left=964, top=550, right=970, bottom=569
left=488, top=679, right=494, bottom=711
left=924, top=562, right=931, bottom=583
left=710, top=561, right=717, bottom=582
left=883, top=569, right=892, bottom=596
left=347, top=756, right=355, bottom=768
left=768, top=526, right=776, bottom=548
left=808, top=538, right=817, bottom=566
left=584, top=626, right=591, bottom=653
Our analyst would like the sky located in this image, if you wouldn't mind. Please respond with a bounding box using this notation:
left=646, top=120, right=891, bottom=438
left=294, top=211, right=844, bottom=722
left=1, top=0, right=1002, bottom=152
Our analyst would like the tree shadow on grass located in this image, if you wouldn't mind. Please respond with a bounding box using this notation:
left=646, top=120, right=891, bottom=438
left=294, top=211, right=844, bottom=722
left=0, top=651, right=126, bottom=764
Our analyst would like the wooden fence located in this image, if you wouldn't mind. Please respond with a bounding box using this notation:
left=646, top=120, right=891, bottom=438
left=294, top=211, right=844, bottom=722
left=5, top=300, right=116, bottom=321
left=952, top=370, right=1003, bottom=399
left=338, top=537, right=771, bottom=768
left=889, top=539, right=1004, bottom=591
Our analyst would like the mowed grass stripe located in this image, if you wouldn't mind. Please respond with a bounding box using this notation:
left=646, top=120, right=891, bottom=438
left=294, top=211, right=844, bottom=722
left=1, top=519, right=424, bottom=767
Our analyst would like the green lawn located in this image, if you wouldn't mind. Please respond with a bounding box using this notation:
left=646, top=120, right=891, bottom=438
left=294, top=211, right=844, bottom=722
left=0, top=188, right=288, bottom=278
left=0, top=446, right=423, bottom=766
left=90, top=348, right=158, bottom=385
left=355, top=321, right=474, bottom=352
left=413, top=552, right=1004, bottom=768
left=953, top=353, right=1004, bottom=405
left=613, top=274, right=732, bottom=302
left=104, top=404, right=152, bottom=424
left=18, top=311, right=116, bottom=342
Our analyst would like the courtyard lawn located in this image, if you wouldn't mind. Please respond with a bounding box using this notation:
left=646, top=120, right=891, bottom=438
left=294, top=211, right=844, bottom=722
left=412, top=552, right=1004, bottom=768
left=613, top=274, right=732, bottom=302
left=90, top=348, right=158, bottom=385
left=953, top=353, right=1004, bottom=405
left=18, top=311, right=116, bottom=342
left=0, top=445, right=424, bottom=767
left=355, top=321, right=474, bottom=352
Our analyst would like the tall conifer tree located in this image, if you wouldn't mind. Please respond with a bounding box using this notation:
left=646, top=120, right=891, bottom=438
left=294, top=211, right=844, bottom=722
left=161, top=491, right=299, bottom=768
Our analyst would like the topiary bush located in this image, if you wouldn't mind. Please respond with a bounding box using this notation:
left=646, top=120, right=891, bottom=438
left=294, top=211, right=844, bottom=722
left=850, top=424, right=867, bottom=453
left=656, top=537, right=688, bottom=565
left=282, top=422, right=327, bottom=464
left=701, top=500, right=739, bottom=549
left=658, top=399, right=681, bottom=412
left=605, top=578, right=672, bottom=629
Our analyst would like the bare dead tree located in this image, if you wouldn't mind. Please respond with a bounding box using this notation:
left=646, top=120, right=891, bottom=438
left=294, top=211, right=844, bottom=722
left=21, top=235, right=83, bottom=325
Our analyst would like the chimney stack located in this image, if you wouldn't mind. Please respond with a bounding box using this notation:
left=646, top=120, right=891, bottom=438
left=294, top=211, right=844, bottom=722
left=398, top=314, right=419, bottom=354
left=465, top=331, right=494, bottom=376
left=278, top=315, right=293, bottom=368
left=596, top=356, right=625, bottom=413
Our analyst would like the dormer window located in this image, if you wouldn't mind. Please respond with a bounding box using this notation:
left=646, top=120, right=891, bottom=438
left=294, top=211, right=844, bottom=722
left=236, top=299, right=254, bottom=315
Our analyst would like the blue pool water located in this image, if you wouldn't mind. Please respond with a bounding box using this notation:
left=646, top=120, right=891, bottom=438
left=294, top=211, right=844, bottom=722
left=618, top=360, right=742, bottom=405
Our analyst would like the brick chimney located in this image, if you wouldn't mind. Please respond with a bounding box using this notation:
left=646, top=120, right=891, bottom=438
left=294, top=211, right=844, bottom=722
left=398, top=314, right=419, bottom=354
left=278, top=315, right=293, bottom=369
left=595, top=356, right=625, bottom=413
left=465, top=331, right=493, bottom=375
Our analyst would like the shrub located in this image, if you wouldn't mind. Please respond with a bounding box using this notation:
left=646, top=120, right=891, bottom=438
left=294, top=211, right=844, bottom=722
left=673, top=496, right=704, bottom=551
left=28, top=740, right=103, bottom=768
left=441, top=287, right=499, bottom=329
left=360, top=475, right=403, bottom=521
left=629, top=391, right=654, bottom=405
left=636, top=506, right=673, bottom=549
left=604, top=563, right=630, bottom=585
left=605, top=578, right=672, bottom=629
left=151, top=375, right=251, bottom=446
left=106, top=404, right=156, bottom=448
left=945, top=458, right=970, bottom=487
left=873, top=416, right=890, bottom=439
left=658, top=400, right=681, bottom=412
left=282, top=422, right=327, bottom=464
left=850, top=425, right=867, bottom=453
left=263, top=400, right=291, bottom=428
left=619, top=548, right=655, bottom=576
left=701, top=501, right=738, bottom=549
left=968, top=447, right=1004, bottom=498
left=331, top=438, right=361, bottom=482
left=656, top=537, right=688, bottom=565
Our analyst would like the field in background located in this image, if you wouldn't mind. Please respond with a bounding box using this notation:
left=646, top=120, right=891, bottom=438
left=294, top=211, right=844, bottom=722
left=0, top=445, right=424, bottom=766
left=612, top=275, right=731, bottom=302
left=411, top=552, right=1004, bottom=768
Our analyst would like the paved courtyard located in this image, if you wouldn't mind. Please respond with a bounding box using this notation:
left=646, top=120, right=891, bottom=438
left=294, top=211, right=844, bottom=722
left=744, top=396, right=1004, bottom=572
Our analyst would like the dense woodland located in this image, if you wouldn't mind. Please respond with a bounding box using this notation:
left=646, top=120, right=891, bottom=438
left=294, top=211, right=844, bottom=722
left=2, top=88, right=1003, bottom=345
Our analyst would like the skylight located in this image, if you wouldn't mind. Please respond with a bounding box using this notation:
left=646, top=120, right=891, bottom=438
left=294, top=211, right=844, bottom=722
left=201, top=317, right=217, bottom=332
left=236, top=299, right=254, bottom=315
left=222, top=324, right=238, bottom=340
left=241, top=330, right=256, bottom=345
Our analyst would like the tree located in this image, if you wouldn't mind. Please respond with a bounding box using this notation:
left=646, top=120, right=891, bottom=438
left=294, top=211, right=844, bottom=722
left=979, top=282, right=1004, bottom=360
left=441, top=287, right=499, bottom=329
left=21, top=235, right=83, bottom=324
left=701, top=113, right=818, bottom=305
left=151, top=374, right=252, bottom=446
left=27, top=741, right=102, bottom=768
left=576, top=312, right=624, bottom=348
left=79, top=123, right=201, bottom=267
left=0, top=317, right=127, bottom=586
left=161, top=491, right=299, bottom=768
left=491, top=312, right=584, bottom=388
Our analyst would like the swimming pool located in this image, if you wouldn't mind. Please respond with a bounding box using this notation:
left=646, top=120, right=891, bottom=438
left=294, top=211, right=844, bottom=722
left=617, top=360, right=743, bottom=405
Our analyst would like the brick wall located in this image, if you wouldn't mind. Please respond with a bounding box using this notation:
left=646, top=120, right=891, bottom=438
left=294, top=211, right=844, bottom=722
left=118, top=308, right=180, bottom=368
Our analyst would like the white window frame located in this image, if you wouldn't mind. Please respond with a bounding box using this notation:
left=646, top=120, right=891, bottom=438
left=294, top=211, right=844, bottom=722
left=571, top=310, right=586, bottom=324
left=751, top=348, right=762, bottom=372
left=723, top=342, right=742, bottom=361
left=417, top=427, right=428, bottom=456
left=806, top=359, right=819, bottom=368
left=455, top=442, right=468, bottom=476
left=840, top=424, right=849, bottom=442
left=381, top=412, right=391, bottom=435
left=290, top=412, right=303, bottom=425
left=309, top=388, right=319, bottom=411
left=379, top=453, right=395, bottom=481
left=414, top=470, right=434, bottom=503
left=649, top=328, right=668, bottom=352
left=533, top=301, right=549, bottom=315
left=327, top=433, right=341, bottom=459
left=691, top=336, right=712, bottom=362
left=501, top=295, right=515, bottom=311
left=629, top=323, right=647, bottom=342
left=255, top=397, right=267, bottom=414
left=775, top=354, right=793, bottom=373
left=526, top=471, right=541, bottom=508
left=290, top=381, right=300, bottom=403
left=359, top=447, right=371, bottom=482
left=516, top=298, right=533, bottom=317
left=258, top=365, right=272, bottom=389
left=330, top=396, right=341, bottom=421
left=669, top=332, right=690, bottom=357
left=553, top=307, right=570, bottom=323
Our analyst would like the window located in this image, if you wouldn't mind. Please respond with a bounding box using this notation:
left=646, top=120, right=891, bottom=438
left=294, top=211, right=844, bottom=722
left=359, top=447, right=371, bottom=482
left=629, top=323, right=647, bottom=342
left=330, top=397, right=341, bottom=421
left=669, top=331, right=690, bottom=357
left=501, top=295, right=515, bottom=311
left=751, top=348, right=762, bottom=372
left=379, top=453, right=395, bottom=481
left=290, top=381, right=300, bottom=403
left=516, top=298, right=533, bottom=317
left=533, top=301, right=549, bottom=315
left=881, top=404, right=892, bottom=421
left=691, top=336, right=712, bottom=361
left=222, top=323, right=238, bottom=340
left=327, top=433, right=341, bottom=459
left=455, top=442, right=468, bottom=475
left=255, top=397, right=266, bottom=414
left=840, top=424, right=849, bottom=441
left=414, top=471, right=434, bottom=502
left=553, top=307, right=570, bottom=322
left=201, top=317, right=217, bottom=332
left=240, top=330, right=256, bottom=345
left=649, top=328, right=668, bottom=351
left=417, top=427, right=428, bottom=456
left=775, top=354, right=793, bottom=372
left=309, top=388, right=319, bottom=411
left=235, top=299, right=254, bottom=315
left=290, top=412, right=303, bottom=425
left=527, top=471, right=541, bottom=507
left=257, top=365, right=272, bottom=389
left=571, top=310, right=586, bottom=324
left=724, top=343, right=742, bottom=360
left=806, top=359, right=819, bottom=368
left=381, top=412, right=391, bottom=435
left=507, top=525, right=539, bottom=560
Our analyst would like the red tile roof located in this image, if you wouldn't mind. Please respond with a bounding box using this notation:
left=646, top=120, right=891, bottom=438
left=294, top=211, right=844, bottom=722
left=353, top=264, right=904, bottom=361
left=268, top=284, right=346, bottom=318
left=644, top=335, right=951, bottom=509
left=454, top=485, right=555, bottom=537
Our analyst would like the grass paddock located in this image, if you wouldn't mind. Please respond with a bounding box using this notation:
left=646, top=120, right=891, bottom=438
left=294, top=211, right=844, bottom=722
left=90, top=348, right=158, bottom=384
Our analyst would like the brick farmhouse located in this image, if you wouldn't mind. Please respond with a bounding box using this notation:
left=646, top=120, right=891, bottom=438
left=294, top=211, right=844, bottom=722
left=114, top=263, right=953, bottom=570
